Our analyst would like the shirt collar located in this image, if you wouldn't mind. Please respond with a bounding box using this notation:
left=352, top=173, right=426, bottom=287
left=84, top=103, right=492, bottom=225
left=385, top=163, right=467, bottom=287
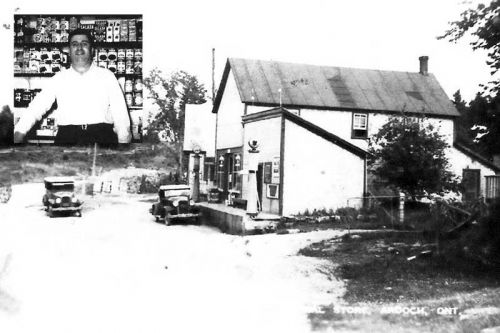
left=69, top=62, right=96, bottom=75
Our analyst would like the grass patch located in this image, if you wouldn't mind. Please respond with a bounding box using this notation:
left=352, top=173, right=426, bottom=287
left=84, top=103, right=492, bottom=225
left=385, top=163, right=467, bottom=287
left=0, top=143, right=179, bottom=184
left=303, top=231, right=500, bottom=332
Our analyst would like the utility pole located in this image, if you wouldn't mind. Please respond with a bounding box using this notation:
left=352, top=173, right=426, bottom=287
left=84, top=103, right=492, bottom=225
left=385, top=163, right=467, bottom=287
left=212, top=48, right=215, bottom=103
left=91, top=143, right=97, bottom=177
left=192, top=147, right=201, bottom=202
left=212, top=48, right=219, bottom=189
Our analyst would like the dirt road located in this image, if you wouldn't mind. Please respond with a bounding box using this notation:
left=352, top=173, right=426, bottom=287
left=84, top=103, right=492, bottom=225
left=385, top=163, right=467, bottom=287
left=0, top=184, right=345, bottom=333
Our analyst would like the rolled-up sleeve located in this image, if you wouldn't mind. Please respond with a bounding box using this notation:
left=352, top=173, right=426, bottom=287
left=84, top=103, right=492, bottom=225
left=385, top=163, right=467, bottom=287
left=107, top=74, right=132, bottom=143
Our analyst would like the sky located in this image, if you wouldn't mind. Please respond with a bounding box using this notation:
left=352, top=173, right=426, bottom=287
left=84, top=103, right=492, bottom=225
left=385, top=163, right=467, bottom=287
left=0, top=0, right=495, bottom=111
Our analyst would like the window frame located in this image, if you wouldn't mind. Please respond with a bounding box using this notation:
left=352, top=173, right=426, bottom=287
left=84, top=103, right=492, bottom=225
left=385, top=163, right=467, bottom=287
left=351, top=112, right=368, bottom=139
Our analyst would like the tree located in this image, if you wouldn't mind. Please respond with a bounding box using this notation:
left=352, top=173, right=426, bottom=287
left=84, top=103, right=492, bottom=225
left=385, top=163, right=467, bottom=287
left=440, top=2, right=500, bottom=157
left=143, top=68, right=207, bottom=173
left=438, top=0, right=500, bottom=95
left=368, top=115, right=457, bottom=198
left=143, top=68, right=207, bottom=143
left=453, top=89, right=500, bottom=156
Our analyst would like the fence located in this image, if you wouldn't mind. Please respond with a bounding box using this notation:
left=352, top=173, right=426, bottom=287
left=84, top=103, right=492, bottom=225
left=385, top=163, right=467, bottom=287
left=346, top=194, right=434, bottom=228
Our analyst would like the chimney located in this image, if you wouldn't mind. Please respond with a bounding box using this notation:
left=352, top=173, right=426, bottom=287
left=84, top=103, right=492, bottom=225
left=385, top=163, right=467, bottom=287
left=419, top=56, right=429, bottom=75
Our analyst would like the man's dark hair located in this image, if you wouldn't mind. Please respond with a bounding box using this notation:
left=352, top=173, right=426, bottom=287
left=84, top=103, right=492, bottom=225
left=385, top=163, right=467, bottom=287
left=68, top=28, right=94, bottom=45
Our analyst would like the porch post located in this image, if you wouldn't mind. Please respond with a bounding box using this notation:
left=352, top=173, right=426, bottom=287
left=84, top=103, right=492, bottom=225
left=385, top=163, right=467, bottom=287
left=247, top=140, right=260, bottom=216
left=192, top=147, right=201, bottom=202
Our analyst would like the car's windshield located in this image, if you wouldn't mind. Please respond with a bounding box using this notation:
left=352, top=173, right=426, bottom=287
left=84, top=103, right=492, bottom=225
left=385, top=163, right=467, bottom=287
left=160, top=189, right=190, bottom=198
left=48, top=184, right=74, bottom=192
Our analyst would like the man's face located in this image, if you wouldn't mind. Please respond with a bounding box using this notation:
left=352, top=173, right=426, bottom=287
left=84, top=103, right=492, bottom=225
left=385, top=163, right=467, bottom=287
left=69, top=34, right=93, bottom=65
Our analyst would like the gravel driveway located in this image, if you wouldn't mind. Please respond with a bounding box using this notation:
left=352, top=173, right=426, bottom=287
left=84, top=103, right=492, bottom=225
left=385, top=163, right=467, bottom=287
left=0, top=183, right=345, bottom=333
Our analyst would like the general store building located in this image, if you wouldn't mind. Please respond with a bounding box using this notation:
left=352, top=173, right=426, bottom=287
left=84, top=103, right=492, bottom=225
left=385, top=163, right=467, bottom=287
left=210, top=57, right=500, bottom=216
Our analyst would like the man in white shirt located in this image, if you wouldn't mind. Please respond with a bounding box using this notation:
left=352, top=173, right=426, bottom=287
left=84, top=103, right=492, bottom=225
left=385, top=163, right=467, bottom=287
left=14, top=29, right=132, bottom=146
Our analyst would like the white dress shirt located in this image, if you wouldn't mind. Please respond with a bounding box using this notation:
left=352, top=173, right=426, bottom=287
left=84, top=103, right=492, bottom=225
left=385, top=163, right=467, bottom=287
left=15, top=63, right=131, bottom=143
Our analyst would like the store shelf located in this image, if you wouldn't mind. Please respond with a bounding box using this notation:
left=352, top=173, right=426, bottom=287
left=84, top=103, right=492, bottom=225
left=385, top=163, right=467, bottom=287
left=115, top=73, right=142, bottom=77
left=14, top=41, right=142, bottom=48
left=15, top=72, right=142, bottom=78
left=14, top=72, right=56, bottom=77
left=15, top=14, right=141, bottom=19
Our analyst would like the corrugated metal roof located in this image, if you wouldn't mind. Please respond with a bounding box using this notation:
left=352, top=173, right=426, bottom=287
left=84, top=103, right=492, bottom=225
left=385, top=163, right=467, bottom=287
left=224, top=58, right=459, bottom=117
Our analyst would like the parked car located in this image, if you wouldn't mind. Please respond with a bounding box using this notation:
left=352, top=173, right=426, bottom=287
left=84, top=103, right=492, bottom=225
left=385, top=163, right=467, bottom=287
left=42, top=177, right=82, bottom=217
left=149, top=184, right=201, bottom=225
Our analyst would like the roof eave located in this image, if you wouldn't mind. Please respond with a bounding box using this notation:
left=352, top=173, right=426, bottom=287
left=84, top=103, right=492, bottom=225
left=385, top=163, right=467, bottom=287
left=243, top=101, right=460, bottom=119
left=211, top=59, right=232, bottom=114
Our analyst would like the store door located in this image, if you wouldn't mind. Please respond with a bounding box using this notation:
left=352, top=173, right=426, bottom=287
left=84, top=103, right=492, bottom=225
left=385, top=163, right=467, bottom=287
left=462, top=169, right=480, bottom=202
left=223, top=154, right=234, bottom=196
left=257, top=163, right=263, bottom=210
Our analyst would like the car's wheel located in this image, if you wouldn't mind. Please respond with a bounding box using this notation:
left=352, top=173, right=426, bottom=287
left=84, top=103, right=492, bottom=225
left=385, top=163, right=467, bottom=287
left=47, top=207, right=54, bottom=218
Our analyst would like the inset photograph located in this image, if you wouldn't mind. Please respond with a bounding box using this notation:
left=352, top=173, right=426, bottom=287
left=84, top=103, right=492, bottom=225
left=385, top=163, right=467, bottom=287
left=13, top=14, right=143, bottom=147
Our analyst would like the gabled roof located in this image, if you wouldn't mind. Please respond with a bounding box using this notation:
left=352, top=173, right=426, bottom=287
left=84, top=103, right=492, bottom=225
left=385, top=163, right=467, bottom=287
left=242, top=107, right=369, bottom=159
left=213, top=58, right=460, bottom=118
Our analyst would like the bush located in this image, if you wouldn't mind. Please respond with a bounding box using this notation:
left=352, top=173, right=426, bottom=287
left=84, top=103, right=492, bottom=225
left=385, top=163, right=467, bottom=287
left=443, top=199, right=500, bottom=268
left=335, top=207, right=358, bottom=217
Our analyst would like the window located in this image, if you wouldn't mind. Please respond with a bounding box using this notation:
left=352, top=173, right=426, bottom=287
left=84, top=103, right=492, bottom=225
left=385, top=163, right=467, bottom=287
left=352, top=113, right=368, bottom=139
left=486, top=176, right=500, bottom=200
left=204, top=157, right=215, bottom=182
left=266, top=184, right=279, bottom=199
left=231, top=154, right=242, bottom=192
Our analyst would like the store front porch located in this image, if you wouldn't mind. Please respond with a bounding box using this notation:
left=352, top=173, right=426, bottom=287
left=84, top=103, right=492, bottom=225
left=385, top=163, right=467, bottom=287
left=196, top=202, right=281, bottom=235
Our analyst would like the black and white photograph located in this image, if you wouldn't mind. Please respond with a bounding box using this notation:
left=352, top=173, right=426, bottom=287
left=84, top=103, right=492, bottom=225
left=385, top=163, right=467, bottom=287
left=0, top=0, right=499, bottom=332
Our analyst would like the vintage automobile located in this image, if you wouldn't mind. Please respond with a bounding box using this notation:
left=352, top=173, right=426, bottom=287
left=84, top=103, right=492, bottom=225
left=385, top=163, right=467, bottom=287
left=149, top=184, right=201, bottom=225
left=42, top=177, right=83, bottom=217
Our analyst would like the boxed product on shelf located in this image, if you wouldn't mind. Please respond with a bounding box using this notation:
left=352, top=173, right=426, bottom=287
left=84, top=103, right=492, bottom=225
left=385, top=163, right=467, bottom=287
left=134, top=48, right=142, bottom=60
left=14, top=89, right=42, bottom=107
left=133, top=60, right=141, bottom=74
left=125, top=60, right=134, bottom=74
left=136, top=19, right=142, bottom=42
left=108, top=48, right=117, bottom=61
left=124, top=78, right=133, bottom=92
left=134, top=78, right=142, bottom=91
left=125, top=92, right=133, bottom=107
left=113, top=21, right=120, bottom=42
left=107, top=61, right=117, bottom=73
left=128, top=19, right=136, bottom=42
left=14, top=48, right=23, bottom=73
left=60, top=18, right=69, bottom=30
left=117, top=48, right=125, bottom=60
left=39, top=63, right=51, bottom=74
left=106, top=22, right=113, bottom=43
left=134, top=92, right=143, bottom=106
left=94, top=20, right=107, bottom=42
left=69, top=16, right=78, bottom=30
left=120, top=20, right=128, bottom=41
left=117, top=60, right=125, bottom=74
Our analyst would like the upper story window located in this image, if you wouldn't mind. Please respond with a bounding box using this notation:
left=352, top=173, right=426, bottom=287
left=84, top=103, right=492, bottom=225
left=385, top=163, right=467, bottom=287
left=352, top=113, right=368, bottom=139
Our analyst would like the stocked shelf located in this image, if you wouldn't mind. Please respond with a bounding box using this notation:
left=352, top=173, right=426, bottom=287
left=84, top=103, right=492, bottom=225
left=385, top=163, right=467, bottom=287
left=14, top=41, right=142, bottom=48
left=14, top=72, right=55, bottom=77
left=14, top=72, right=142, bottom=77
